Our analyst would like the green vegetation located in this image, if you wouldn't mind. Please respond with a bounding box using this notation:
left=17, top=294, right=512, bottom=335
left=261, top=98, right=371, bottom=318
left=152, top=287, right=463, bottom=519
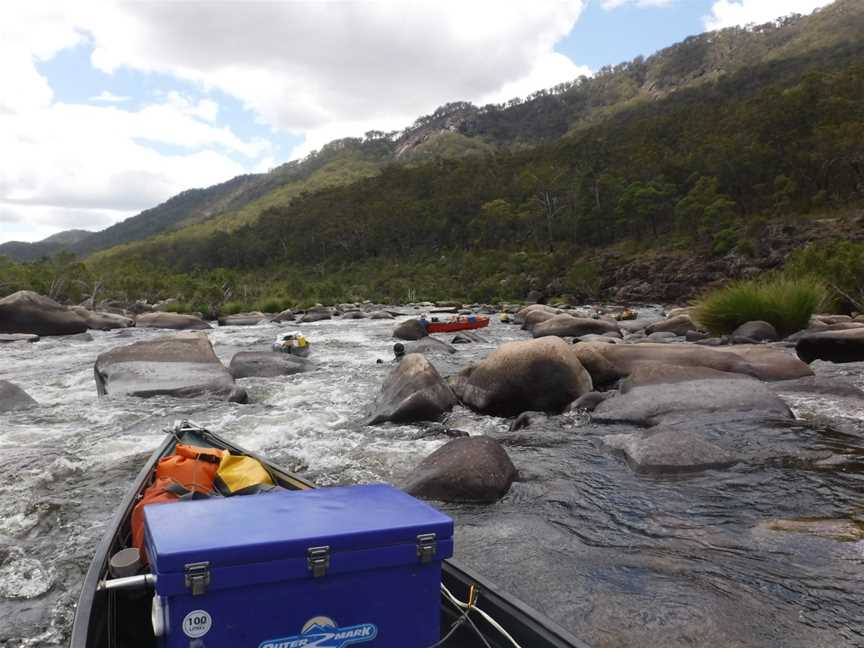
left=693, top=277, right=829, bottom=336
left=786, top=240, right=864, bottom=312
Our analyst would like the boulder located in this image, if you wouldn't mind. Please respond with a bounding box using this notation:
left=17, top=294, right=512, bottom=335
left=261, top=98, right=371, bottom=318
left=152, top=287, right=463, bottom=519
left=451, top=337, right=593, bottom=417
left=572, top=343, right=812, bottom=385
left=228, top=352, right=313, bottom=379
left=509, top=411, right=550, bottom=431
left=339, top=310, right=367, bottom=319
left=771, top=375, right=864, bottom=400
left=299, top=310, right=331, bottom=323
left=403, top=436, right=517, bottom=503
left=0, top=291, right=88, bottom=336
left=795, top=328, right=864, bottom=364
left=685, top=330, right=710, bottom=342
left=69, top=306, right=135, bottom=330
left=0, top=333, right=39, bottom=343
left=531, top=315, right=621, bottom=339
left=593, top=378, right=792, bottom=427
left=367, top=353, right=456, bottom=425
left=571, top=391, right=611, bottom=411
left=520, top=308, right=558, bottom=331
left=0, top=380, right=38, bottom=412
left=645, top=331, right=678, bottom=342
left=451, top=331, right=485, bottom=344
left=732, top=320, right=778, bottom=342
left=270, top=309, right=295, bottom=323
left=645, top=314, right=696, bottom=336
left=94, top=332, right=246, bottom=402
left=620, top=363, right=750, bottom=393
left=393, top=319, right=428, bottom=341
left=405, top=337, right=457, bottom=355
left=136, top=312, right=212, bottom=330
left=604, top=430, right=737, bottom=473
left=369, top=311, right=394, bottom=320
left=218, top=312, right=266, bottom=326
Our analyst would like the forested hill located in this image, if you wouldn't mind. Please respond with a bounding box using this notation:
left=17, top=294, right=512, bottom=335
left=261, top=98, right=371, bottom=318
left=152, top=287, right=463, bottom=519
left=2, top=0, right=860, bottom=265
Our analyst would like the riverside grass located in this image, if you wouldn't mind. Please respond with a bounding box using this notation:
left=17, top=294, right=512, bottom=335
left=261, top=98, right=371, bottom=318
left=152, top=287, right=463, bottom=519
left=693, top=277, right=829, bottom=337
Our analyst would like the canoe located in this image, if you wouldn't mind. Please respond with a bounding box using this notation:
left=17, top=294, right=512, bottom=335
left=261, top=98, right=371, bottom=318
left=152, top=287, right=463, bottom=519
left=71, top=422, right=588, bottom=648
left=425, top=317, right=490, bottom=334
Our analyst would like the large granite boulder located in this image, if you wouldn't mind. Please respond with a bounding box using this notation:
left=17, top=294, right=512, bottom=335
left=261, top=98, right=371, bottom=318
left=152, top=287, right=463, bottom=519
left=270, top=309, right=295, bottom=323
left=604, top=429, right=737, bottom=473
left=94, top=333, right=246, bottom=402
left=645, top=314, right=697, bottom=336
left=136, top=312, right=211, bottom=330
left=393, top=319, right=428, bottom=341
left=0, top=380, right=38, bottom=412
left=532, top=315, right=620, bottom=339
left=451, top=337, right=592, bottom=417
left=69, top=306, right=135, bottom=330
left=0, top=291, right=88, bottom=336
left=218, top=312, right=266, bottom=326
left=593, top=378, right=792, bottom=427
left=228, top=352, right=313, bottom=378
left=520, top=308, right=559, bottom=331
left=795, top=328, right=864, bottom=364
left=403, top=436, right=517, bottom=503
left=367, top=353, right=456, bottom=425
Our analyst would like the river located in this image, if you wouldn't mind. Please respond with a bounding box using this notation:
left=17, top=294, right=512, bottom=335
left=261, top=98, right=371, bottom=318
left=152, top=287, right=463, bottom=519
left=1, top=312, right=862, bottom=647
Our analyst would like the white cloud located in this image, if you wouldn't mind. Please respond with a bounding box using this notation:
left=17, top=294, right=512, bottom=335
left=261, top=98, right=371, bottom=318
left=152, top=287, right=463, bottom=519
left=705, top=0, right=834, bottom=30
left=89, top=90, right=130, bottom=103
left=602, top=0, right=674, bottom=9
left=0, top=0, right=591, bottom=243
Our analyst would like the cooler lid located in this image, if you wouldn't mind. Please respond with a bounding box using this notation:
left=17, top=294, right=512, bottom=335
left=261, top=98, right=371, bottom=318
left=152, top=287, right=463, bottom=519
left=144, top=484, right=453, bottom=573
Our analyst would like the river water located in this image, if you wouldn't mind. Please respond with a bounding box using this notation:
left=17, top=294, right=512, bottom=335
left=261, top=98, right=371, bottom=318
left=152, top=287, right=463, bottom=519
left=1, top=313, right=862, bottom=647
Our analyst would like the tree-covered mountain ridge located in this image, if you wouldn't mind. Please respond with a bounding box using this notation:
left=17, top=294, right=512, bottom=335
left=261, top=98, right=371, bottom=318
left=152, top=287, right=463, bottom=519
left=2, top=0, right=860, bottom=264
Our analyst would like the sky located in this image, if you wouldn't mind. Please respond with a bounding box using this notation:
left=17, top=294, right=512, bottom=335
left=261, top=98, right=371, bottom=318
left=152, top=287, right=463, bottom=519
left=0, top=0, right=837, bottom=244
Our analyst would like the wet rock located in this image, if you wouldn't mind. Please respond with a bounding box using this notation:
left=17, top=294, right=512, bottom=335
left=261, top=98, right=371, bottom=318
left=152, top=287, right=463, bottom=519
left=645, top=314, right=696, bottom=336
left=367, top=353, right=456, bottom=424
left=228, top=352, right=313, bottom=378
left=94, top=332, right=246, bottom=402
left=757, top=518, right=864, bottom=542
left=0, top=380, right=38, bottom=412
left=340, top=310, right=367, bottom=319
left=69, top=306, right=135, bottom=330
left=405, top=337, right=457, bottom=355
left=732, top=320, right=778, bottom=342
left=369, top=310, right=394, bottom=320
left=795, top=328, right=864, bottom=364
left=620, top=363, right=750, bottom=393
left=532, top=315, right=621, bottom=339
left=136, top=312, right=212, bottom=330
left=403, top=436, right=517, bottom=503
left=0, top=291, right=88, bottom=336
left=451, top=331, right=485, bottom=344
left=571, top=391, right=611, bottom=411
left=593, top=378, right=792, bottom=427
left=66, top=332, right=94, bottom=342
left=451, top=337, right=593, bottom=417
left=218, top=312, right=266, bottom=326
left=604, top=429, right=737, bottom=473
left=393, top=319, right=428, bottom=341
left=509, top=411, right=549, bottom=431
left=270, top=308, right=295, bottom=323
left=299, top=310, right=332, bottom=323
left=771, top=375, right=864, bottom=400
left=0, top=333, right=39, bottom=343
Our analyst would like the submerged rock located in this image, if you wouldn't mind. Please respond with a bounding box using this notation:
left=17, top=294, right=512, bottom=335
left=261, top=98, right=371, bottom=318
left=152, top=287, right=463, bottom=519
left=404, top=436, right=517, bottom=503
left=604, top=429, right=737, bottom=473
left=367, top=353, right=456, bottom=424
left=135, top=312, right=212, bottom=330
left=795, top=328, right=864, bottom=364
left=94, top=332, right=246, bottom=402
left=393, top=319, right=428, bottom=341
left=0, top=380, right=38, bottom=412
left=0, top=291, right=88, bottom=336
left=451, top=337, right=593, bottom=417
left=228, top=352, right=312, bottom=378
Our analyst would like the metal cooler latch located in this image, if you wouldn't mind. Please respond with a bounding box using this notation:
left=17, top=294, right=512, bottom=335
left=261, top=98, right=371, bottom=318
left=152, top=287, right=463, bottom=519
left=307, top=546, right=330, bottom=578
left=184, top=561, right=211, bottom=596
left=416, top=533, right=437, bottom=564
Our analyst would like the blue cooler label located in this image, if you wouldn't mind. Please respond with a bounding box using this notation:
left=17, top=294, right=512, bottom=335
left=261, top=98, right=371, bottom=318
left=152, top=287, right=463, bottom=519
left=259, top=616, right=377, bottom=648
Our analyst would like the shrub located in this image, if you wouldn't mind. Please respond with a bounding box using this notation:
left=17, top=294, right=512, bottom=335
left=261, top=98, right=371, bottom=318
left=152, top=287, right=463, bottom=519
left=693, top=277, right=829, bottom=336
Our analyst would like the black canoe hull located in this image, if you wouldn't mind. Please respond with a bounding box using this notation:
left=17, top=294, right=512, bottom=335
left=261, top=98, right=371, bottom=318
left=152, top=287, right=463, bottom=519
left=70, top=424, right=587, bottom=648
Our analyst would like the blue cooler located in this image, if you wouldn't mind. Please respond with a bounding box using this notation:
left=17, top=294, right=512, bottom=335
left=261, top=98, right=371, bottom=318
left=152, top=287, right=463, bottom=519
left=144, top=484, right=453, bottom=648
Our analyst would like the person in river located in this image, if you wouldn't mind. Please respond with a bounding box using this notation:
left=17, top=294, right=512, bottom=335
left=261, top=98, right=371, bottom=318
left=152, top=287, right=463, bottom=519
left=376, top=343, right=406, bottom=364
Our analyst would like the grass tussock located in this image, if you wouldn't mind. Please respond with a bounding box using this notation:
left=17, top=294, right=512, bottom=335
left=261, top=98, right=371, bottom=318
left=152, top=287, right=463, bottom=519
left=693, top=277, right=830, bottom=336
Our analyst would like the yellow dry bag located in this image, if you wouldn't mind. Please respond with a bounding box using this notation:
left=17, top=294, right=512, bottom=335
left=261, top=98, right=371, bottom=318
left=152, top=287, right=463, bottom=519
left=214, top=454, right=275, bottom=496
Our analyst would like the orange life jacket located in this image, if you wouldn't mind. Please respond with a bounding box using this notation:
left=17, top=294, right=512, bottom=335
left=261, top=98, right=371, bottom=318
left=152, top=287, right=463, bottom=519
left=130, top=444, right=226, bottom=553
